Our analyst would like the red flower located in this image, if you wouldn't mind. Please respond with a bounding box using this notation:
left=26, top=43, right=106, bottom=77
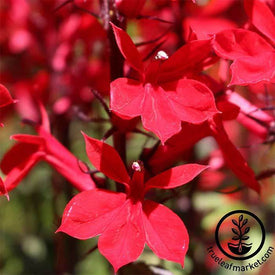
left=212, top=27, right=275, bottom=85
left=110, top=23, right=218, bottom=143
left=0, top=103, right=95, bottom=196
left=57, top=133, right=208, bottom=271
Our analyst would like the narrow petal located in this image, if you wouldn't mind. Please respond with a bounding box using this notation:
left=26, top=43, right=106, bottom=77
left=143, top=200, right=189, bottom=266
left=82, top=133, right=130, bottom=185
left=44, top=155, right=95, bottom=192
left=11, top=134, right=46, bottom=145
left=209, top=115, right=260, bottom=193
left=57, top=189, right=126, bottom=239
left=159, top=39, right=213, bottom=83
left=0, top=84, right=15, bottom=108
left=244, top=0, right=275, bottom=44
left=1, top=143, right=41, bottom=174
left=110, top=78, right=146, bottom=119
left=3, top=151, right=45, bottom=193
left=0, top=177, right=9, bottom=200
left=141, top=84, right=181, bottom=144
left=111, top=23, right=144, bottom=76
left=98, top=200, right=145, bottom=272
left=37, top=101, right=51, bottom=133
left=145, top=164, right=208, bottom=192
left=164, top=79, right=219, bottom=124
left=39, top=130, right=95, bottom=191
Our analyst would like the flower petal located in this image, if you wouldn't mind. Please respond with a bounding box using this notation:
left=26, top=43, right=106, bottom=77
left=0, top=177, right=9, bottom=200
left=2, top=151, right=45, bottom=193
left=209, top=115, right=261, bottom=193
left=244, top=0, right=275, bottom=44
left=145, top=164, right=208, bottom=191
left=11, top=134, right=46, bottom=145
left=159, top=39, right=213, bottom=82
left=164, top=79, right=219, bottom=124
left=141, top=84, right=181, bottom=144
left=98, top=200, right=145, bottom=272
left=1, top=142, right=41, bottom=174
left=143, top=200, right=189, bottom=266
left=111, top=23, right=144, bottom=76
left=0, top=84, right=15, bottom=108
left=57, top=189, right=126, bottom=239
left=148, top=122, right=211, bottom=173
left=110, top=78, right=145, bottom=119
left=213, top=29, right=273, bottom=59
left=229, top=52, right=275, bottom=85
left=37, top=101, right=51, bottom=133
left=82, top=133, right=130, bottom=185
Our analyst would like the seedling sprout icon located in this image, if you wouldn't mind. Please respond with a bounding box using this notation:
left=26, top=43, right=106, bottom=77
left=228, top=214, right=252, bottom=255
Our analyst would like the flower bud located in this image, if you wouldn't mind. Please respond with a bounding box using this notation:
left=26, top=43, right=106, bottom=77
left=115, top=0, right=146, bottom=18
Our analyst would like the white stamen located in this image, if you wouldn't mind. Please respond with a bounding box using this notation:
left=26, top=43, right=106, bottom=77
left=155, top=50, right=169, bottom=60
left=132, top=161, right=141, bottom=172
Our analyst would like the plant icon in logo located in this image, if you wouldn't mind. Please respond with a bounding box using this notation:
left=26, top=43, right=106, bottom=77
left=228, top=214, right=252, bottom=255
left=215, top=210, right=265, bottom=260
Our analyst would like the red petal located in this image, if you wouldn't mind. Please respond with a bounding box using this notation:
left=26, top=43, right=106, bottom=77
left=164, top=79, right=219, bottom=123
left=82, top=133, right=130, bottom=185
left=216, top=98, right=240, bottom=120
left=209, top=115, right=261, bottom=193
left=111, top=23, right=144, bottom=76
left=1, top=142, right=41, bottom=174
left=40, top=131, right=95, bottom=191
left=213, top=29, right=273, bottom=59
left=0, top=84, right=15, bottom=108
left=3, top=151, right=44, bottom=193
left=98, top=200, right=145, bottom=272
left=11, top=134, right=46, bottom=145
left=37, top=102, right=51, bottom=133
left=110, top=78, right=145, bottom=119
left=145, top=164, right=208, bottom=192
left=0, top=177, right=9, bottom=200
left=57, top=189, right=126, bottom=239
left=244, top=0, right=275, bottom=44
left=148, top=122, right=211, bottom=173
left=159, top=40, right=212, bottom=83
left=143, top=200, right=189, bottom=266
left=44, top=154, right=95, bottom=192
left=229, top=52, right=275, bottom=85
left=141, top=84, right=181, bottom=144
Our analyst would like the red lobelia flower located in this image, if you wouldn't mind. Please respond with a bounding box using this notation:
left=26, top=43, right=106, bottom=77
left=212, top=0, right=275, bottom=87
left=0, top=103, right=95, bottom=196
left=110, top=23, right=218, bottom=144
left=57, top=133, right=208, bottom=271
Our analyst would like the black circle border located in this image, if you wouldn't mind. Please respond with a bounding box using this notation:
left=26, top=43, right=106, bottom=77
left=215, top=210, right=265, bottom=260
